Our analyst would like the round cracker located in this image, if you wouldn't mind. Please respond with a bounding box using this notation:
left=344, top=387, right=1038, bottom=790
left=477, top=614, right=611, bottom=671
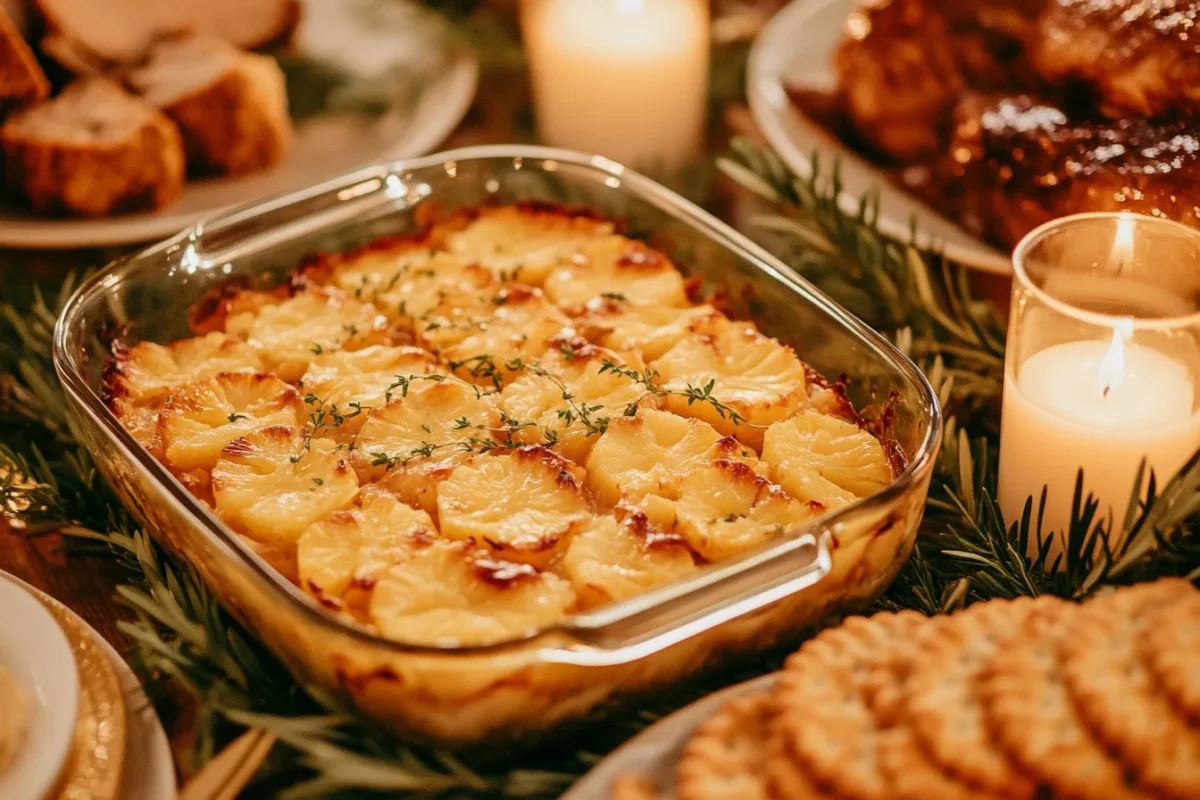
left=900, top=597, right=1054, bottom=798
left=1061, top=579, right=1200, bottom=800
left=1141, top=588, right=1200, bottom=725
left=764, top=717, right=835, bottom=800
left=980, top=597, right=1152, bottom=800
left=677, top=693, right=774, bottom=800
left=774, top=611, right=981, bottom=800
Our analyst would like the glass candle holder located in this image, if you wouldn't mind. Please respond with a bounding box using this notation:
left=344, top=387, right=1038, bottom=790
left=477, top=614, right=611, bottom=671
left=520, top=0, right=710, bottom=170
left=997, top=213, right=1200, bottom=562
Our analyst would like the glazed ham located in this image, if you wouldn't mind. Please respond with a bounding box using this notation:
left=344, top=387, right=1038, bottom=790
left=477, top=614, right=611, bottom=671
left=1034, top=0, right=1200, bottom=118
left=831, top=0, right=1046, bottom=163
left=949, top=94, right=1200, bottom=246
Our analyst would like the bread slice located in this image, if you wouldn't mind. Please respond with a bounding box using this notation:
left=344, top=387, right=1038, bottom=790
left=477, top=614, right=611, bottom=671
left=0, top=5, right=48, bottom=108
left=32, top=0, right=300, bottom=67
left=126, top=35, right=291, bottom=176
left=1, top=78, right=185, bottom=216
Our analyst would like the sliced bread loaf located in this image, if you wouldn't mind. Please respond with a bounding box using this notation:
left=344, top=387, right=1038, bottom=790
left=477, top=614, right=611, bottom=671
left=0, top=4, right=49, bottom=108
left=127, top=35, right=292, bottom=176
left=1, top=78, right=185, bottom=215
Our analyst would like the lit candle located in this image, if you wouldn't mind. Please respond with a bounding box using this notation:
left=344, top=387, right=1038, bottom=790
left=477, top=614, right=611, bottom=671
left=521, top=0, right=710, bottom=170
left=997, top=213, right=1200, bottom=564
left=997, top=332, right=1200, bottom=545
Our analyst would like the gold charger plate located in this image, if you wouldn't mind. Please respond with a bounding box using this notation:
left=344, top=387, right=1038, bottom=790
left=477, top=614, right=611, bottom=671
left=29, top=588, right=126, bottom=800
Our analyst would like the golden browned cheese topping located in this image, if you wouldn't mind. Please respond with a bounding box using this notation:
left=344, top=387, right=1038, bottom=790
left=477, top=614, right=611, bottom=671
left=101, top=204, right=895, bottom=647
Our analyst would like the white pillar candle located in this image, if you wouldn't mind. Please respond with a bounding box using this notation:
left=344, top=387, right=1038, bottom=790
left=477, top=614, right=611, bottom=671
left=523, top=0, right=710, bottom=170
left=997, top=331, right=1200, bottom=555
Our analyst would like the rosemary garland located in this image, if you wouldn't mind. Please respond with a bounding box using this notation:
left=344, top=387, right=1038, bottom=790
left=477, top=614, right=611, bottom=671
left=2, top=139, right=1198, bottom=796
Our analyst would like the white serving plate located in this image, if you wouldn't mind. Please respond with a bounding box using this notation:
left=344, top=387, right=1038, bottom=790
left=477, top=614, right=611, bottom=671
left=563, top=674, right=776, bottom=799
left=2, top=573, right=176, bottom=800
left=748, top=0, right=1013, bottom=275
left=0, top=0, right=478, bottom=250
left=0, top=574, right=79, bottom=800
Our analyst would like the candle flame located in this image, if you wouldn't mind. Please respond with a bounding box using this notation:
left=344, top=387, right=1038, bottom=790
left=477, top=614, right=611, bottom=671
left=1111, top=214, right=1135, bottom=272
left=1096, top=320, right=1133, bottom=398
left=615, top=0, right=645, bottom=15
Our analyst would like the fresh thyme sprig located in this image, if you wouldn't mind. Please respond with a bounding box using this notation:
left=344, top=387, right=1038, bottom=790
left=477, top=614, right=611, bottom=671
left=290, top=394, right=368, bottom=463
left=596, top=358, right=755, bottom=428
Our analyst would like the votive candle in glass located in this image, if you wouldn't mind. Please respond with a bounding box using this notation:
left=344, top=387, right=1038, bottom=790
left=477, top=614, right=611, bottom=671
left=520, top=0, right=710, bottom=170
left=997, top=213, right=1200, bottom=563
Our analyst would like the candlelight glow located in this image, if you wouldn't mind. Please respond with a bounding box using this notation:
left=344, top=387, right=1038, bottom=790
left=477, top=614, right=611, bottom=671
left=1095, top=320, right=1134, bottom=398
left=1096, top=330, right=1124, bottom=398
left=1111, top=214, right=1135, bottom=270
left=616, top=0, right=645, bottom=15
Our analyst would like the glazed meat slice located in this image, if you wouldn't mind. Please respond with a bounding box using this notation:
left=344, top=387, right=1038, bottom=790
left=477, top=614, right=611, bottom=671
left=933, top=0, right=1047, bottom=90
left=833, top=0, right=963, bottom=162
left=949, top=94, right=1200, bottom=248
left=1034, top=0, right=1200, bottom=118
left=831, top=0, right=1045, bottom=164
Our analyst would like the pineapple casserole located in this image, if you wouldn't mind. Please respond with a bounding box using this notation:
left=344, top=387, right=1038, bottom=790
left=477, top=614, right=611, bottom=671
left=103, top=203, right=896, bottom=647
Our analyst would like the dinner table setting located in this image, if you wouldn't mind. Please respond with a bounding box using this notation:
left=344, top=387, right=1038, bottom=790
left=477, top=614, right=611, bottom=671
left=2, top=1, right=1199, bottom=798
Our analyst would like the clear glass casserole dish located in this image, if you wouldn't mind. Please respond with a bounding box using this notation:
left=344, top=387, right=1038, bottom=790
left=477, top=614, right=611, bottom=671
left=54, top=145, right=941, bottom=746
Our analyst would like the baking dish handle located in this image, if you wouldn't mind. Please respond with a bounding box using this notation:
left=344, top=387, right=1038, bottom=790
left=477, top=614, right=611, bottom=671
left=551, top=531, right=832, bottom=666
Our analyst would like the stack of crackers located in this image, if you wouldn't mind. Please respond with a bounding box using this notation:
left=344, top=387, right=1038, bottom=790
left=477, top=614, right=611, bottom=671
left=618, top=577, right=1200, bottom=800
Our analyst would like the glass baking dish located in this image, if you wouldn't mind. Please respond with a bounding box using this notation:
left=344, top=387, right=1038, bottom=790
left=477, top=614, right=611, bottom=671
left=54, top=145, right=941, bottom=746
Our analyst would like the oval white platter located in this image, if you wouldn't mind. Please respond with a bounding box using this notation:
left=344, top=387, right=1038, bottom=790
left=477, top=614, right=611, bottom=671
left=0, top=0, right=478, bottom=250
left=747, top=0, right=1013, bottom=275
left=0, top=574, right=79, bottom=800
left=562, top=674, right=776, bottom=799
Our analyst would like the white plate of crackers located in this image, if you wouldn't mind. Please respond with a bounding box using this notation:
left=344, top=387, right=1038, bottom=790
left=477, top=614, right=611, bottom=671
left=0, top=0, right=477, bottom=249
left=569, top=577, right=1200, bottom=800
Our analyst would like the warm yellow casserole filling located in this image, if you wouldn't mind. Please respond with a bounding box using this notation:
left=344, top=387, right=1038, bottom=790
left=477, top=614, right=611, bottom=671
left=104, top=203, right=895, bottom=646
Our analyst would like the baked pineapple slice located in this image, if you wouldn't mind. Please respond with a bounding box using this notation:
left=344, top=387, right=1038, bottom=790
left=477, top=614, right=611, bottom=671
left=175, top=467, right=215, bottom=506
left=498, top=339, right=656, bottom=463
left=108, top=398, right=163, bottom=458
left=543, top=235, right=689, bottom=312
left=225, top=287, right=393, bottom=382
left=653, top=317, right=807, bottom=449
left=437, top=447, right=591, bottom=568
left=436, top=287, right=575, bottom=388
left=189, top=284, right=286, bottom=334
left=352, top=379, right=501, bottom=483
left=369, top=538, right=576, bottom=646
left=761, top=410, right=892, bottom=510
left=109, top=332, right=264, bottom=405
left=650, top=459, right=817, bottom=562
left=442, top=204, right=614, bottom=286
left=577, top=300, right=726, bottom=362
left=584, top=408, right=760, bottom=508
left=240, top=534, right=299, bottom=584
left=316, top=244, right=496, bottom=329
left=212, top=426, right=359, bottom=545
left=299, top=346, right=440, bottom=442
left=302, top=235, right=441, bottom=294
left=158, top=373, right=304, bottom=471
left=561, top=515, right=696, bottom=608
left=297, top=486, right=436, bottom=609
